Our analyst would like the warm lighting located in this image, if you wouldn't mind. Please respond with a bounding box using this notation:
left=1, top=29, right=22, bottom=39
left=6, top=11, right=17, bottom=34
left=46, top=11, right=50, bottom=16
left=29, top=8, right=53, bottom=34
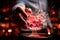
left=0, top=23, right=9, bottom=28
left=51, top=10, right=55, bottom=14
left=50, top=17, right=58, bottom=21
left=57, top=24, right=60, bottom=29
left=4, top=17, right=9, bottom=20
left=2, top=29, right=5, bottom=32
left=48, top=32, right=51, bottom=35
left=8, top=29, right=12, bottom=33
left=2, top=8, right=9, bottom=13
left=53, top=27, right=56, bottom=29
left=47, top=28, right=51, bottom=35
left=15, top=28, right=20, bottom=33
left=52, top=11, right=55, bottom=14
left=1, top=23, right=6, bottom=28
left=11, top=23, right=16, bottom=27
left=5, top=32, right=8, bottom=36
left=5, top=23, right=9, bottom=28
left=2, top=9, right=7, bottom=12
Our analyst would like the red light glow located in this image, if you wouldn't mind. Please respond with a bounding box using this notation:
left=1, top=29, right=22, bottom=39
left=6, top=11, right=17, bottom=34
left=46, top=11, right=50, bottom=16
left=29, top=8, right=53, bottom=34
left=51, top=10, right=55, bottom=14
left=2, top=8, right=9, bottom=13
left=52, top=11, right=55, bottom=14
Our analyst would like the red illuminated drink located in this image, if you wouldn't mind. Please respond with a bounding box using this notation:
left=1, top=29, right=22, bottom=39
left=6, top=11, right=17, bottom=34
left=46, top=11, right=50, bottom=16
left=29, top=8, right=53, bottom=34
left=13, top=7, right=53, bottom=38
left=25, top=14, right=43, bottom=38
left=19, top=8, right=47, bottom=38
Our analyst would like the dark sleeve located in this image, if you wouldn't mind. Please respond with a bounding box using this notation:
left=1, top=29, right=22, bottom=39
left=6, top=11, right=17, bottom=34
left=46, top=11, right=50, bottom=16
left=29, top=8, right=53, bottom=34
left=15, top=7, right=27, bottom=18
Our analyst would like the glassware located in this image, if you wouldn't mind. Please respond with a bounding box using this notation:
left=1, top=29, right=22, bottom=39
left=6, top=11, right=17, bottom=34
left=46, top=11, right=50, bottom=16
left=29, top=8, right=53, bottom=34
left=25, top=14, right=43, bottom=38
left=19, top=8, right=53, bottom=38
left=12, top=0, right=53, bottom=38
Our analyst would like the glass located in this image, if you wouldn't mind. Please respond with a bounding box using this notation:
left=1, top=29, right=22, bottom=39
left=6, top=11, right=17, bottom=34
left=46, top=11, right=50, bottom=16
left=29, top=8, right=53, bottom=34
left=18, top=8, right=53, bottom=38
left=24, top=9, right=44, bottom=38
left=12, top=0, right=53, bottom=38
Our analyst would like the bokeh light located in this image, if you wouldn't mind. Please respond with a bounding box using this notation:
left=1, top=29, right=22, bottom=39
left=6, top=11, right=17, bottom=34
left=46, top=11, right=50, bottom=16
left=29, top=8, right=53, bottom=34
left=2, top=29, right=5, bottom=32
left=2, top=8, right=9, bottom=13
left=8, top=29, right=12, bottom=33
